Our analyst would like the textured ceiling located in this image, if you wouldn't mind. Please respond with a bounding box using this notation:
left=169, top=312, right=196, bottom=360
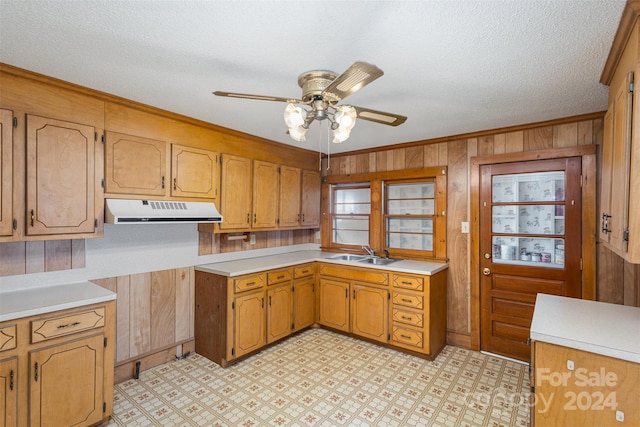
left=0, top=0, right=626, bottom=154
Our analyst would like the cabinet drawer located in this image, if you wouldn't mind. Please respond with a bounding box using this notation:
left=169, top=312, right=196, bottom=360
left=294, top=263, right=314, bottom=278
left=393, top=274, right=424, bottom=291
left=392, top=326, right=424, bottom=349
left=0, top=324, right=17, bottom=352
left=31, top=307, right=105, bottom=343
left=392, top=308, right=424, bottom=327
left=234, top=273, right=265, bottom=292
left=392, top=292, right=424, bottom=309
left=267, top=268, right=292, bottom=285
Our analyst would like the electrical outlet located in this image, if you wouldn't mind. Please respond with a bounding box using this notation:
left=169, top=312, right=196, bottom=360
left=616, top=410, right=624, bottom=422
left=461, top=222, right=469, bottom=233
left=250, top=234, right=256, bottom=245
left=567, top=359, right=574, bottom=370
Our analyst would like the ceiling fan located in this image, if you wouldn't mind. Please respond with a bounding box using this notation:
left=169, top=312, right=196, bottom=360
left=214, top=61, right=407, bottom=143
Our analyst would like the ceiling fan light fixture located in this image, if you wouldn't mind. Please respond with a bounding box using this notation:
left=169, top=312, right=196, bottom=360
left=334, top=105, right=357, bottom=131
left=288, top=125, right=308, bottom=142
left=332, top=127, right=351, bottom=143
left=284, top=103, right=306, bottom=128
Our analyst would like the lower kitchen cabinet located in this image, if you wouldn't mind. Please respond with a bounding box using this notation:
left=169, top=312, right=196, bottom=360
left=351, top=284, right=388, bottom=343
left=234, top=290, right=266, bottom=358
left=267, top=284, right=292, bottom=344
left=0, top=301, right=115, bottom=427
left=292, top=271, right=315, bottom=332
left=318, top=278, right=350, bottom=332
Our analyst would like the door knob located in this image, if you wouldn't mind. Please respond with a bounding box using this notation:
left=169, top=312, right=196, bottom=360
left=483, top=267, right=491, bottom=276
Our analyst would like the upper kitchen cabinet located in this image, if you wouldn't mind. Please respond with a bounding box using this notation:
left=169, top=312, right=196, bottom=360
left=171, top=144, right=219, bottom=199
left=219, top=154, right=252, bottom=230
left=300, top=169, right=321, bottom=227
left=0, top=109, right=13, bottom=237
left=252, top=160, right=279, bottom=229
left=104, top=132, right=220, bottom=200
left=25, top=115, right=101, bottom=237
left=600, top=4, right=640, bottom=263
left=104, top=131, right=167, bottom=197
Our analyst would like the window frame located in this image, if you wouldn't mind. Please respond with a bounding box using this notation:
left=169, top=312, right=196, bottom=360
left=321, top=167, right=447, bottom=261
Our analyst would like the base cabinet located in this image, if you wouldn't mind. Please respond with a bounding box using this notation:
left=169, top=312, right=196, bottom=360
left=531, top=341, right=639, bottom=427
left=318, top=278, right=350, bottom=333
left=0, top=302, right=115, bottom=427
left=292, top=264, right=315, bottom=332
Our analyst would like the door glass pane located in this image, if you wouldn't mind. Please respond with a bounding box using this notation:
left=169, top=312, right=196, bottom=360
left=492, top=171, right=565, bottom=203
left=492, top=205, right=564, bottom=235
left=492, top=237, right=565, bottom=268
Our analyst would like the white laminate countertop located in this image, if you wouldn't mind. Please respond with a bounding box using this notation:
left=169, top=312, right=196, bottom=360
left=0, top=281, right=116, bottom=322
left=530, top=294, right=640, bottom=363
left=196, top=250, right=448, bottom=277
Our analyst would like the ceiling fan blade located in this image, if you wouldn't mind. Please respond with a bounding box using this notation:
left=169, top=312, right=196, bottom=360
left=351, top=105, right=407, bottom=126
left=213, top=91, right=302, bottom=104
left=322, top=61, right=384, bottom=102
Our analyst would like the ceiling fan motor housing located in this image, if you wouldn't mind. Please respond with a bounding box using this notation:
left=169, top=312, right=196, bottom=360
left=298, top=70, right=338, bottom=102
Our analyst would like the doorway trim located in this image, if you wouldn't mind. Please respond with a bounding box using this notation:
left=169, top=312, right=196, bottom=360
left=469, top=145, right=597, bottom=351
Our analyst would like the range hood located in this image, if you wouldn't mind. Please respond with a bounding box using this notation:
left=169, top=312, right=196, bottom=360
left=105, top=199, right=223, bottom=224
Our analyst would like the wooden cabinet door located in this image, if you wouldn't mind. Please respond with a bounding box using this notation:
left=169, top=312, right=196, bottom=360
left=279, top=166, right=301, bottom=228
left=171, top=144, right=219, bottom=199
left=220, top=154, right=251, bottom=230
left=0, top=357, right=17, bottom=427
left=29, top=334, right=104, bottom=427
left=26, top=115, right=96, bottom=236
left=293, top=277, right=315, bottom=332
left=351, top=284, right=388, bottom=343
left=234, top=290, right=265, bottom=358
left=266, top=284, right=292, bottom=344
left=318, top=279, right=350, bottom=332
left=301, top=170, right=321, bottom=227
left=104, top=131, right=166, bottom=196
left=0, top=109, right=13, bottom=237
left=252, top=160, right=279, bottom=229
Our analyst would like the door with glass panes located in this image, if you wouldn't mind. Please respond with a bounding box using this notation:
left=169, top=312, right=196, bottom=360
left=480, top=157, right=582, bottom=361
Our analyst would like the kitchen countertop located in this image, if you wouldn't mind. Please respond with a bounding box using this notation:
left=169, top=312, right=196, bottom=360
left=0, top=281, right=116, bottom=322
left=530, top=293, right=640, bottom=363
left=196, top=250, right=448, bottom=276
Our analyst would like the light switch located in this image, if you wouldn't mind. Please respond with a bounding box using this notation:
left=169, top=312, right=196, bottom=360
left=616, top=410, right=624, bottom=422
left=567, top=359, right=574, bottom=370
left=461, top=222, right=469, bottom=233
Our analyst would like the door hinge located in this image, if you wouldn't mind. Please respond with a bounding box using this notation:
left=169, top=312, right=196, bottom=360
left=232, top=301, right=235, bottom=310
left=101, top=178, right=105, bottom=188
left=9, top=370, right=13, bottom=391
left=13, top=116, right=17, bottom=128
left=231, top=347, right=235, bottom=357
left=623, top=229, right=630, bottom=242
left=101, top=134, right=105, bottom=144
left=580, top=258, right=583, bottom=271
left=12, top=218, right=17, bottom=230
left=629, top=80, right=635, bottom=93
left=94, top=219, right=98, bottom=228
left=94, top=132, right=98, bottom=142
left=104, top=337, right=108, bottom=348
left=580, top=175, right=583, bottom=188
left=388, top=333, right=391, bottom=341
left=103, top=402, right=107, bottom=413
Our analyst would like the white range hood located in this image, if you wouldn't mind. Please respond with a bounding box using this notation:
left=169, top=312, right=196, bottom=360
left=105, top=199, right=223, bottom=224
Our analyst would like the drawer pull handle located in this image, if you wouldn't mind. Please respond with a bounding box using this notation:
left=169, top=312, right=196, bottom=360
left=246, top=281, right=255, bottom=286
left=401, top=298, right=412, bottom=303
left=57, top=321, right=80, bottom=329
left=400, top=334, right=411, bottom=339
left=277, top=275, right=284, bottom=279
left=401, top=281, right=412, bottom=285
left=401, top=316, right=412, bottom=320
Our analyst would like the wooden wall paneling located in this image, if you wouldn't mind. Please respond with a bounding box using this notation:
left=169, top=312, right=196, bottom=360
left=392, top=148, right=406, bottom=170
left=0, top=242, right=25, bottom=276
left=44, top=240, right=72, bottom=272
left=596, top=244, right=624, bottom=304
left=437, top=142, right=448, bottom=164
left=478, top=136, right=494, bottom=156
left=445, top=139, right=469, bottom=336
left=582, top=152, right=597, bottom=300
left=577, top=120, right=594, bottom=145
left=423, top=144, right=438, bottom=167
left=553, top=122, right=578, bottom=148
left=505, top=131, right=524, bottom=153
left=375, top=151, right=388, bottom=172
left=130, top=272, right=151, bottom=357
left=623, top=261, right=640, bottom=306
left=524, top=126, right=553, bottom=151
left=71, top=239, right=86, bottom=269
left=493, top=133, right=506, bottom=154
left=198, top=231, right=213, bottom=256
left=175, top=267, right=191, bottom=342
left=405, top=146, right=424, bottom=169
left=151, top=270, right=176, bottom=350
left=25, top=241, right=44, bottom=273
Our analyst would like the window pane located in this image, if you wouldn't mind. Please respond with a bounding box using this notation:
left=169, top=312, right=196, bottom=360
left=334, top=188, right=370, bottom=203
left=334, top=230, right=369, bottom=245
left=388, top=182, right=434, bottom=199
left=387, top=218, right=433, bottom=233
left=334, top=217, right=369, bottom=231
left=335, top=203, right=371, bottom=214
left=388, top=200, right=434, bottom=215
left=333, top=215, right=369, bottom=246
left=387, top=233, right=433, bottom=251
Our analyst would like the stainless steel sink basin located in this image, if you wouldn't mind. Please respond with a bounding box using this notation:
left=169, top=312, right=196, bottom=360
left=327, top=254, right=367, bottom=261
left=358, top=257, right=399, bottom=265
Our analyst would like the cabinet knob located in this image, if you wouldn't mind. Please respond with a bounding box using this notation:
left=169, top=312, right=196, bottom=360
left=483, top=267, right=491, bottom=276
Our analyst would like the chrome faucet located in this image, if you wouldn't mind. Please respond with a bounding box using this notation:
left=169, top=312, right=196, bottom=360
left=362, top=245, right=375, bottom=257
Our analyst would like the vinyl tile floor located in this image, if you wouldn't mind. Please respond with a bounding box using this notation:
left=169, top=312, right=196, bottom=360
left=104, top=329, right=530, bottom=426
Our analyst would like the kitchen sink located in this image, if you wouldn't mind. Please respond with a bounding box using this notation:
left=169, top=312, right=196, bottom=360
left=358, top=257, right=399, bottom=265
left=327, top=254, right=367, bottom=261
